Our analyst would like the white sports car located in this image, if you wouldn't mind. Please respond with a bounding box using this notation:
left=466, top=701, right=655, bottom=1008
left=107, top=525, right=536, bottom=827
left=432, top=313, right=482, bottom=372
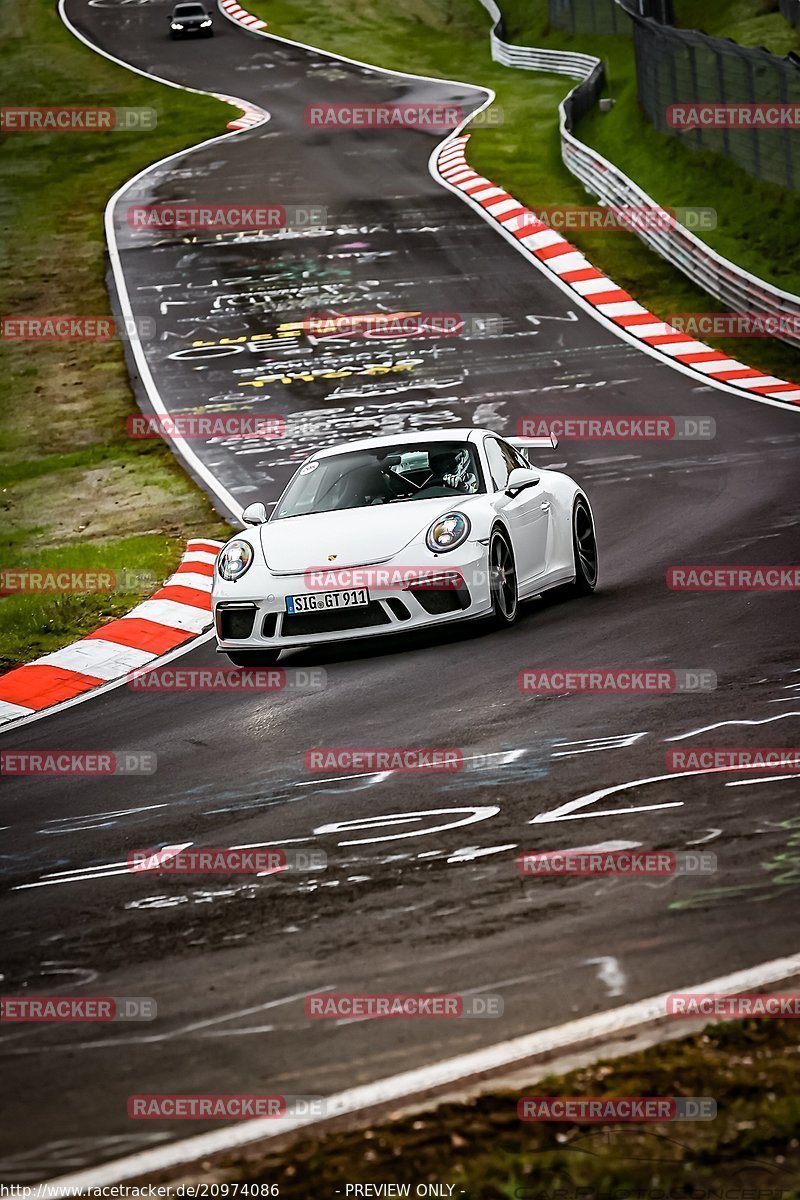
left=212, top=427, right=598, bottom=665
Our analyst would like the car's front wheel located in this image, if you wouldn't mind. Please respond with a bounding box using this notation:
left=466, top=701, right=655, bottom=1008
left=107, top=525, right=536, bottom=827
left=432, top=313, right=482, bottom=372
left=226, top=650, right=281, bottom=667
left=488, top=529, right=518, bottom=627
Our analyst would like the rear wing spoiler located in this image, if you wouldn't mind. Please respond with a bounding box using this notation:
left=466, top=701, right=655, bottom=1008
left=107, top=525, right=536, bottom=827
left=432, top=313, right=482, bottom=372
left=508, top=433, right=559, bottom=456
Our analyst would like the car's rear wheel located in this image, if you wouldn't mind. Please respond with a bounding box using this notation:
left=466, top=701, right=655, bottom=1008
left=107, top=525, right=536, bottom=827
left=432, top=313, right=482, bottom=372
left=571, top=496, right=598, bottom=594
left=488, top=529, right=518, bottom=627
left=226, top=650, right=281, bottom=667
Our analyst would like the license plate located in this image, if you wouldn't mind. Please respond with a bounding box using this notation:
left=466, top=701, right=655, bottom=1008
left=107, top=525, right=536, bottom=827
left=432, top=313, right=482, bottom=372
left=285, top=588, right=370, bottom=614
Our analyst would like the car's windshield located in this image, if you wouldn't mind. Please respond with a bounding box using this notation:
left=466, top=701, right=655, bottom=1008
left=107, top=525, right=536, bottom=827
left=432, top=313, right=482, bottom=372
left=174, top=4, right=206, bottom=14
left=272, top=442, right=484, bottom=520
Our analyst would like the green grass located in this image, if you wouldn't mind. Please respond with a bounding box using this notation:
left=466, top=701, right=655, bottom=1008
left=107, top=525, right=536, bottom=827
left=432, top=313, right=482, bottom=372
left=0, top=535, right=184, bottom=670
left=0, top=0, right=231, bottom=668
left=501, top=0, right=800, bottom=300
left=674, top=0, right=800, bottom=56
left=252, top=0, right=800, bottom=384
left=178, top=1019, right=800, bottom=1195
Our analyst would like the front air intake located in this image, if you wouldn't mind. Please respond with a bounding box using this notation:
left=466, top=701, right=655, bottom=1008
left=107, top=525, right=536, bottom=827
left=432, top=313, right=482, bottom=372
left=217, top=603, right=257, bottom=639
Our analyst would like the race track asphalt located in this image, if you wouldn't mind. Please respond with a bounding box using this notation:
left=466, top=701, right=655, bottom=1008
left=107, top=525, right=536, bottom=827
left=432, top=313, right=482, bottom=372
left=1, top=0, right=798, bottom=1182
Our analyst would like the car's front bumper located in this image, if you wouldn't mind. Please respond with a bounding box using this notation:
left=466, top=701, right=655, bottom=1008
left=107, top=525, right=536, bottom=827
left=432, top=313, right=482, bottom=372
left=212, top=543, right=492, bottom=653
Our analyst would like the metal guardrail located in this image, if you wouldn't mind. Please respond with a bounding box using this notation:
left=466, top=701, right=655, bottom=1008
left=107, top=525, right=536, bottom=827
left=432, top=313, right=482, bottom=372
left=472, top=0, right=800, bottom=348
left=550, top=0, right=675, bottom=30
left=780, top=0, right=800, bottom=29
left=479, top=0, right=598, bottom=77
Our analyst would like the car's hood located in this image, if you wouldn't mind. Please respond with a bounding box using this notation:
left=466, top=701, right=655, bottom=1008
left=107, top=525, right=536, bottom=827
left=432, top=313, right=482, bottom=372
left=259, top=497, right=482, bottom=574
left=173, top=12, right=207, bottom=21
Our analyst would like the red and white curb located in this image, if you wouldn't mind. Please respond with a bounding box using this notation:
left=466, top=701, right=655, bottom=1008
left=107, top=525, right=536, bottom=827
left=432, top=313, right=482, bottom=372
left=435, top=136, right=800, bottom=408
left=218, top=0, right=268, bottom=33
left=208, top=5, right=271, bottom=128
left=0, top=540, right=223, bottom=726
left=217, top=92, right=269, bottom=131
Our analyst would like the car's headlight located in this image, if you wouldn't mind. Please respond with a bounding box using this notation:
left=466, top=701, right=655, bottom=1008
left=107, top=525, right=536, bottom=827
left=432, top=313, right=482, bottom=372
left=426, top=512, right=471, bottom=553
left=200, top=18, right=212, bottom=25
left=171, top=22, right=183, bottom=28
left=217, top=540, right=254, bottom=581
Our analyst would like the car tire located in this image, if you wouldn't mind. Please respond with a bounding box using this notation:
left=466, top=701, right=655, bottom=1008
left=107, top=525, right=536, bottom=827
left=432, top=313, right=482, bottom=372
left=226, top=650, right=281, bottom=667
left=488, top=528, right=518, bottom=627
left=548, top=496, right=598, bottom=601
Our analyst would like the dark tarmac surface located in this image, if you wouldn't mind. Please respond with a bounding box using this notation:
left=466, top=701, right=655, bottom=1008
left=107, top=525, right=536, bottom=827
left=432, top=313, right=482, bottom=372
left=1, top=0, right=798, bottom=1182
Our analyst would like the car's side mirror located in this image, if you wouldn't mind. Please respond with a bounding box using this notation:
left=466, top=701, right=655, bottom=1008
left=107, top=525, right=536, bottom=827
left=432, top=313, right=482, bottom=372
left=505, top=467, right=540, bottom=498
left=241, top=502, right=268, bottom=525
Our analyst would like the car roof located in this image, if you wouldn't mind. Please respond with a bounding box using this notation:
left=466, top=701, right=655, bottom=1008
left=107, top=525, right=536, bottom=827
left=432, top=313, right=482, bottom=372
left=308, top=428, right=495, bottom=460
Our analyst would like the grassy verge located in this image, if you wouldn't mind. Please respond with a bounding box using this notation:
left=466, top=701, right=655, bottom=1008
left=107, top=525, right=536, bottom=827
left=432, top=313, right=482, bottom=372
left=0, top=0, right=231, bottom=671
left=252, top=0, right=800, bottom=384
left=176, top=1019, right=800, bottom=1194
left=501, top=0, right=800, bottom=297
left=673, top=0, right=800, bottom=56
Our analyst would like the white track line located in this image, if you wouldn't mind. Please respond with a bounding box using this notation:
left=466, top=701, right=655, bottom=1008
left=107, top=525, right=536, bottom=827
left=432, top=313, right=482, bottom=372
left=58, top=0, right=272, bottom=524
left=46, top=952, right=800, bottom=1188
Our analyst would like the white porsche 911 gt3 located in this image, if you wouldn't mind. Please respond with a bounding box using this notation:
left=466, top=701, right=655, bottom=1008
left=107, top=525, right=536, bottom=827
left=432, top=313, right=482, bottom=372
left=212, top=427, right=598, bottom=665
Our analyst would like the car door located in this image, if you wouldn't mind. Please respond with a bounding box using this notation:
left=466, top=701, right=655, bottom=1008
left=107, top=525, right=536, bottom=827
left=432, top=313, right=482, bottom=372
left=484, top=437, right=550, bottom=586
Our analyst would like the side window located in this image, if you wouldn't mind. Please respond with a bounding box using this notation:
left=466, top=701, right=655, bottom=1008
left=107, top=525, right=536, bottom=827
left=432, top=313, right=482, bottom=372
left=484, top=438, right=511, bottom=490
left=498, top=439, right=528, bottom=472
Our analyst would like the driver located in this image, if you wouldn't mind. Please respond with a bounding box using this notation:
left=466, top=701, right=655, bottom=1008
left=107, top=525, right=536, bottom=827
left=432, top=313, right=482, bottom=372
left=427, top=448, right=478, bottom=493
